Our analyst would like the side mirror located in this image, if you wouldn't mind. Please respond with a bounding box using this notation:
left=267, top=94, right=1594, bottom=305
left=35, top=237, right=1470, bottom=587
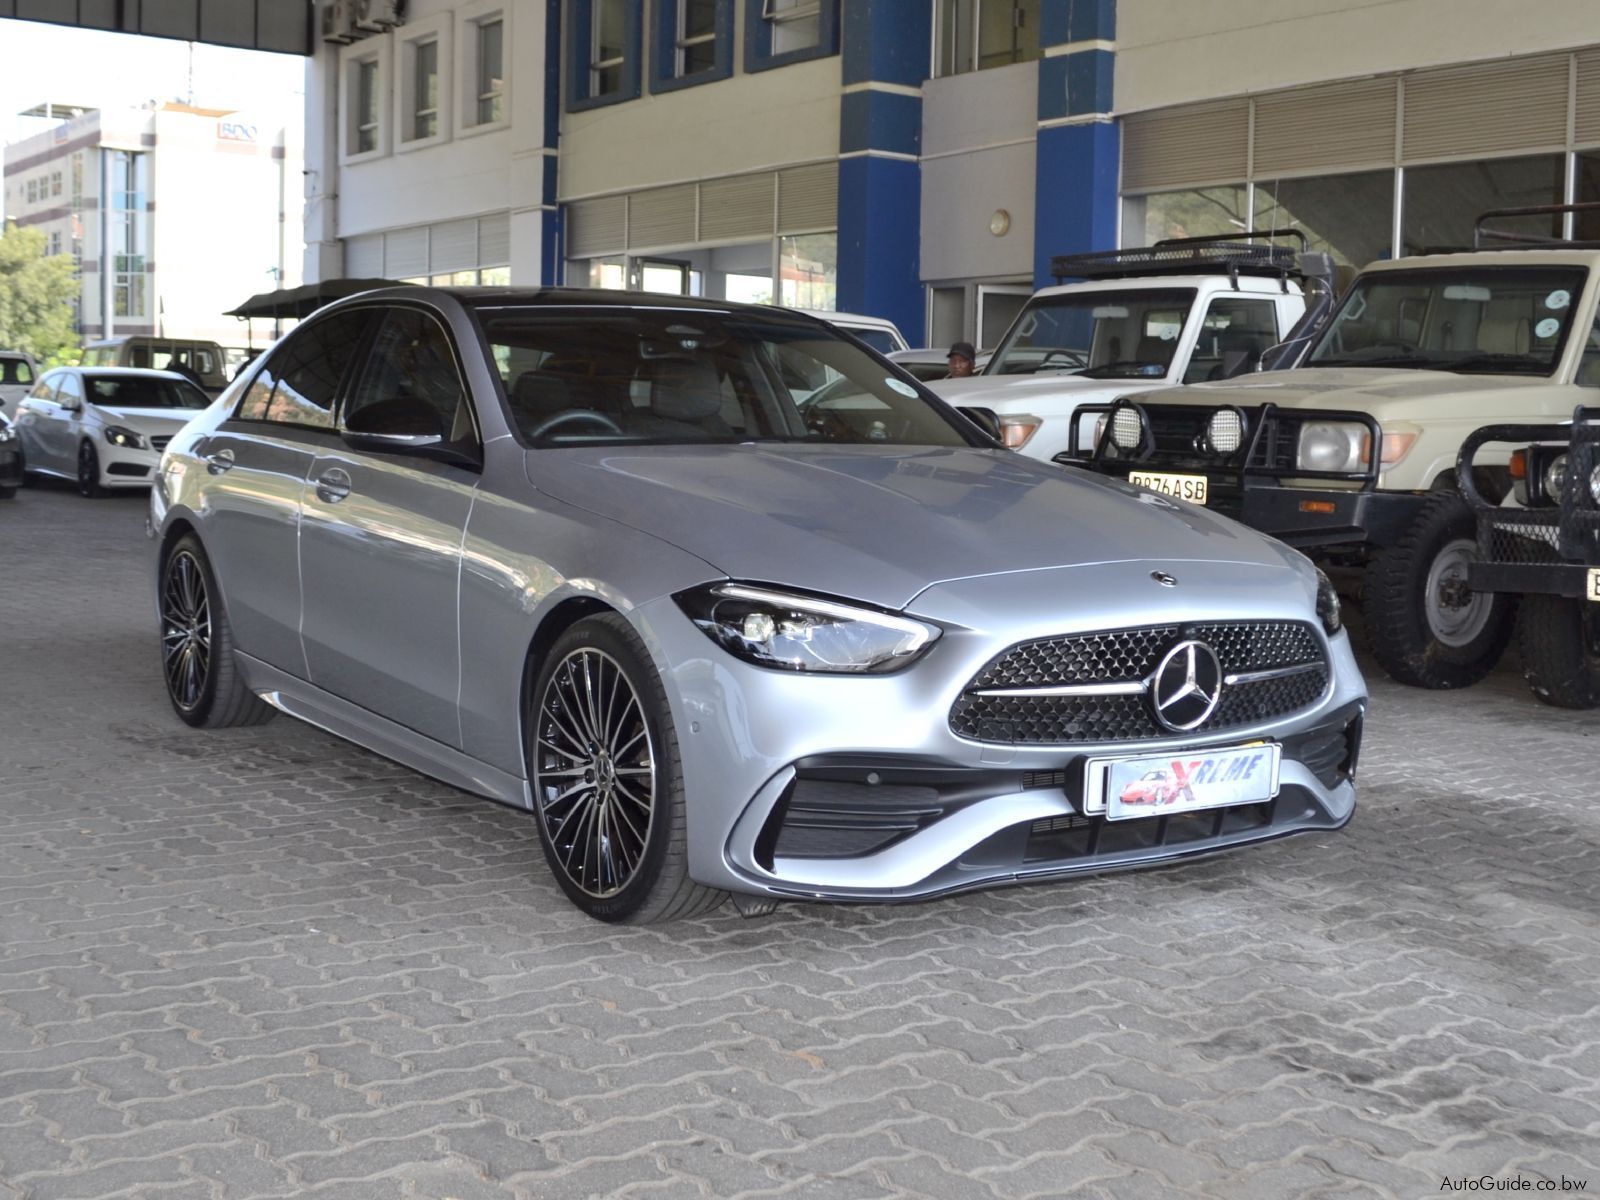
left=958, top=405, right=1003, bottom=443
left=341, top=396, right=479, bottom=468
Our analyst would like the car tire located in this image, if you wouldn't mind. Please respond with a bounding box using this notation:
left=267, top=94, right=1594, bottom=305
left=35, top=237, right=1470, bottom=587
left=1519, top=594, right=1600, bottom=710
left=1364, top=491, right=1515, bottom=689
left=527, top=613, right=727, bottom=924
left=159, top=534, right=276, bottom=729
left=77, top=440, right=106, bottom=498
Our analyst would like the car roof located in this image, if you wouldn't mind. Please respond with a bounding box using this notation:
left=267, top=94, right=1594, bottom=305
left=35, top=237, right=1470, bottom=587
left=62, top=366, right=195, bottom=382
left=1030, top=274, right=1282, bottom=299
left=1359, top=249, right=1600, bottom=272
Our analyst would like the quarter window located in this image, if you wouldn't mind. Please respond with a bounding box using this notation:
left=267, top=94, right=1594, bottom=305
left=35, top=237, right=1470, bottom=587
left=55, top=374, right=84, bottom=407
left=27, top=374, right=58, bottom=402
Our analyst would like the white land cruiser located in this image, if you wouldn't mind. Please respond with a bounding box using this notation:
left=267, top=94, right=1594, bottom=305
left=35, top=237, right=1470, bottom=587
left=1068, top=208, right=1600, bottom=690
left=927, top=233, right=1332, bottom=461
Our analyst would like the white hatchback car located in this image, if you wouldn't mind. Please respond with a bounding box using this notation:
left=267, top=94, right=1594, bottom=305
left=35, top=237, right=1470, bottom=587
left=12, top=367, right=210, bottom=496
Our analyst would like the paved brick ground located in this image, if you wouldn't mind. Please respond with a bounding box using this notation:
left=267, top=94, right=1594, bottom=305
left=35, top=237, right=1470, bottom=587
left=2, top=483, right=1598, bottom=1200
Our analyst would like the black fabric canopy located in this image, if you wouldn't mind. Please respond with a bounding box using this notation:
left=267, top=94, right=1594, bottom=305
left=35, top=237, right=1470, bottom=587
left=226, top=279, right=399, bottom=321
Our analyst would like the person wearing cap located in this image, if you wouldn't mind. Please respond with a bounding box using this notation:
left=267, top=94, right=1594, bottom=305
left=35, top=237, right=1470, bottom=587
left=947, top=341, right=977, bottom=378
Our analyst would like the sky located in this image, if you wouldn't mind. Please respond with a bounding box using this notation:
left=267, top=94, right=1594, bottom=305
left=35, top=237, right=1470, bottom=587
left=0, top=19, right=305, bottom=146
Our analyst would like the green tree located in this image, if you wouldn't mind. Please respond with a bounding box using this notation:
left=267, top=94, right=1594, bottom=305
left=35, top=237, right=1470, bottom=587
left=0, top=221, right=78, bottom=365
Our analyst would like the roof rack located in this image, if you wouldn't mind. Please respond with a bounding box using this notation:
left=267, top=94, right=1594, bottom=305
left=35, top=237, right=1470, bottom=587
left=1050, top=229, right=1313, bottom=288
left=1473, top=202, right=1600, bottom=250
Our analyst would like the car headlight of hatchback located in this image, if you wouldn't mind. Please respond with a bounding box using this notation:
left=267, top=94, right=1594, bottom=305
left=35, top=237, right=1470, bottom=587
left=676, top=583, right=941, bottom=674
left=1315, top=568, right=1342, bottom=635
left=104, top=425, right=144, bottom=449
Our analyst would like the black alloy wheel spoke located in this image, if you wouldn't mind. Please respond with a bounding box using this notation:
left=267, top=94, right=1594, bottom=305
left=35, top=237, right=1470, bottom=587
left=160, top=552, right=212, bottom=711
left=534, top=647, right=656, bottom=899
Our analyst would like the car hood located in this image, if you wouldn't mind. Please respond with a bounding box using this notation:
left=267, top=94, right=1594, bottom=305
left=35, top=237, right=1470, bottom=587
left=1134, top=366, right=1548, bottom=419
left=95, top=406, right=201, bottom=436
left=525, top=443, right=1302, bottom=610
left=926, top=372, right=1173, bottom=414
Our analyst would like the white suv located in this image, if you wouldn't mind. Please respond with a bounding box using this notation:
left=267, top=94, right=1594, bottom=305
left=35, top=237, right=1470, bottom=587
left=1069, top=209, right=1600, bottom=691
left=0, top=350, right=40, bottom=414
left=926, top=235, right=1329, bottom=460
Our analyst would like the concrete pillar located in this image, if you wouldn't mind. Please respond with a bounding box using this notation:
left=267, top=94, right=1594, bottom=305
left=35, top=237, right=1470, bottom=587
left=1034, top=0, right=1120, bottom=287
left=510, top=0, right=563, bottom=286
left=835, top=0, right=929, bottom=345
left=302, top=40, right=342, bottom=284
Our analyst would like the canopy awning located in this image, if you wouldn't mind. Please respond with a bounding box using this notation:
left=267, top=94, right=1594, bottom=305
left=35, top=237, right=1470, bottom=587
left=0, top=1, right=313, bottom=55
left=226, top=278, right=399, bottom=321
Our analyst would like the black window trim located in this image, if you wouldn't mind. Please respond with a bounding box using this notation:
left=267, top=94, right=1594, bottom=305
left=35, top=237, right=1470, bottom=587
left=227, top=306, right=379, bottom=433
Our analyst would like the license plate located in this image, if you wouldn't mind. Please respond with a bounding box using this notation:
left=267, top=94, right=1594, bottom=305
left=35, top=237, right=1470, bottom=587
left=1083, top=742, right=1281, bottom=821
left=1589, top=568, right=1600, bottom=603
left=1128, top=470, right=1208, bottom=505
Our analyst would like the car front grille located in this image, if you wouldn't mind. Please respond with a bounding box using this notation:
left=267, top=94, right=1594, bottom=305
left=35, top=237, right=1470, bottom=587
left=149, top=435, right=172, bottom=451
left=950, top=620, right=1329, bottom=745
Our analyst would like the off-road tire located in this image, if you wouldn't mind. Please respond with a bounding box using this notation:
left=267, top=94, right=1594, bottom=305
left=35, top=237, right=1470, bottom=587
left=1519, top=594, right=1600, bottom=710
left=160, top=534, right=276, bottom=728
left=527, top=614, right=727, bottom=924
left=1365, top=491, right=1515, bottom=689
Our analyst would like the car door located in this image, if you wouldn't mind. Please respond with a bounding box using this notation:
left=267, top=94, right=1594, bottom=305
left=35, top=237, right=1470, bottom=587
left=50, top=373, right=90, bottom=471
left=298, top=304, right=482, bottom=747
left=12, top=371, right=63, bottom=472
left=193, top=307, right=375, bottom=673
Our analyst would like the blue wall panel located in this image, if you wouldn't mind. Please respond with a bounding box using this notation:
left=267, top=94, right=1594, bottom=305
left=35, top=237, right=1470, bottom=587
left=1033, top=121, right=1120, bottom=287
left=837, top=156, right=925, bottom=345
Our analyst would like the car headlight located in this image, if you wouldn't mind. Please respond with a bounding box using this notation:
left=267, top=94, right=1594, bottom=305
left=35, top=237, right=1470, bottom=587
left=1296, top=422, right=1365, bottom=473
left=1544, top=453, right=1569, bottom=502
left=0, top=425, right=13, bottom=444
left=1315, top=568, right=1342, bottom=635
left=104, top=425, right=144, bottom=449
left=1108, top=403, right=1145, bottom=452
left=675, top=583, right=940, bottom=674
left=1590, top=462, right=1600, bottom=505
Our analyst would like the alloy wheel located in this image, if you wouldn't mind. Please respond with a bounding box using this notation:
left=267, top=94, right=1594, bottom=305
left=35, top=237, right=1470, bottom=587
left=161, top=550, right=213, bottom=712
left=533, top=647, right=656, bottom=898
left=77, top=443, right=99, bottom=495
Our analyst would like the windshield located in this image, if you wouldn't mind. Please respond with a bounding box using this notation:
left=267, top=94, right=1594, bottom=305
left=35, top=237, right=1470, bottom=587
left=986, top=288, right=1196, bottom=379
left=86, top=376, right=210, bottom=410
left=847, top=327, right=902, bottom=355
left=1306, top=266, right=1588, bottom=375
left=474, top=307, right=977, bottom=449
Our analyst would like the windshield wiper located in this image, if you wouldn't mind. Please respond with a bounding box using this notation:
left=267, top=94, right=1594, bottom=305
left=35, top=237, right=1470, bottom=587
left=1446, top=353, right=1547, bottom=375
left=1310, top=353, right=1435, bottom=369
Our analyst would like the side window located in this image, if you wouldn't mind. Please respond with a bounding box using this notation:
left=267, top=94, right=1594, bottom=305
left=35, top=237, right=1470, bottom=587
left=55, top=374, right=84, bottom=407
left=195, top=349, right=218, bottom=377
left=1577, top=311, right=1600, bottom=388
left=345, top=308, right=475, bottom=447
left=1184, top=298, right=1280, bottom=383
left=130, top=344, right=151, bottom=369
left=233, top=309, right=372, bottom=429
left=4, top=359, right=34, bottom=385
left=27, top=373, right=59, bottom=402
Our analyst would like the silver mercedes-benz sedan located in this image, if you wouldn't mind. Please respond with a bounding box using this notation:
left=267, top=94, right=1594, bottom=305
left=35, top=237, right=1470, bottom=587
left=149, top=287, right=1366, bottom=923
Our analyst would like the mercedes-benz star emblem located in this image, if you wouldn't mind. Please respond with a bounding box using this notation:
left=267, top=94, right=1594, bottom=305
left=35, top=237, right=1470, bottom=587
left=1151, top=571, right=1178, bottom=587
left=1149, top=640, right=1223, bottom=732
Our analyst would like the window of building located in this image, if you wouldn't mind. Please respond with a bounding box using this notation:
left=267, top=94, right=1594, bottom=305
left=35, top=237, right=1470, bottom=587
left=26, top=179, right=37, bottom=204
left=1253, top=172, right=1395, bottom=269
left=779, top=233, right=837, bottom=310
left=651, top=0, right=731, bottom=91
left=568, top=0, right=640, bottom=110
left=937, top=0, right=1039, bottom=77
left=114, top=255, right=147, bottom=318
left=1402, top=155, right=1564, bottom=257
left=50, top=171, right=62, bottom=197
left=412, top=39, right=440, bottom=140
left=1123, top=186, right=1249, bottom=246
left=745, top=0, right=835, bottom=71
left=355, top=58, right=381, bottom=153
left=475, top=19, right=504, bottom=124
left=49, top=232, right=61, bottom=256
left=677, top=1, right=717, bottom=74
left=71, top=153, right=83, bottom=205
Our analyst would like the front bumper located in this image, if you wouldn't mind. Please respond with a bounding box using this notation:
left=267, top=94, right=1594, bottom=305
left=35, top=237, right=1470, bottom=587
left=98, top=442, right=161, bottom=488
left=640, top=563, right=1367, bottom=904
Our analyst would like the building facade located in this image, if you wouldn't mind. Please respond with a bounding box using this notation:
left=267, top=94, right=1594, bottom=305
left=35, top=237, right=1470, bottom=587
left=2, top=102, right=303, bottom=346
left=304, top=0, right=1600, bottom=350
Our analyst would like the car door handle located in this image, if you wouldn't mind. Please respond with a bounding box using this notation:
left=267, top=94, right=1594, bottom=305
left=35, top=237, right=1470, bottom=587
left=204, top=450, right=234, bottom=475
left=315, top=468, right=352, bottom=503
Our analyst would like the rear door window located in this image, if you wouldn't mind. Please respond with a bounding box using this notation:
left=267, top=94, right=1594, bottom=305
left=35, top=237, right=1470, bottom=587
left=234, top=309, right=373, bottom=430
left=346, top=307, right=478, bottom=451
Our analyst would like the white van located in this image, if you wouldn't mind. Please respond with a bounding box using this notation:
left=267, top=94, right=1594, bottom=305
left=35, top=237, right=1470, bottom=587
left=81, top=337, right=230, bottom=394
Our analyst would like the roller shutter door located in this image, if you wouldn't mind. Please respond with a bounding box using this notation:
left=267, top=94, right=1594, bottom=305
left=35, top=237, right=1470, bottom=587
left=1577, top=48, right=1600, bottom=147
left=383, top=227, right=429, bottom=279
left=699, top=172, right=776, bottom=241
left=567, top=195, right=626, bottom=258
left=1254, top=79, right=1397, bottom=176
left=627, top=184, right=697, bottom=250
left=1403, top=54, right=1569, bottom=161
left=1122, top=99, right=1249, bottom=192
left=344, top=233, right=383, bottom=278
left=428, top=219, right=478, bottom=273
left=777, top=162, right=838, bottom=233
left=478, top=213, right=511, bottom=265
